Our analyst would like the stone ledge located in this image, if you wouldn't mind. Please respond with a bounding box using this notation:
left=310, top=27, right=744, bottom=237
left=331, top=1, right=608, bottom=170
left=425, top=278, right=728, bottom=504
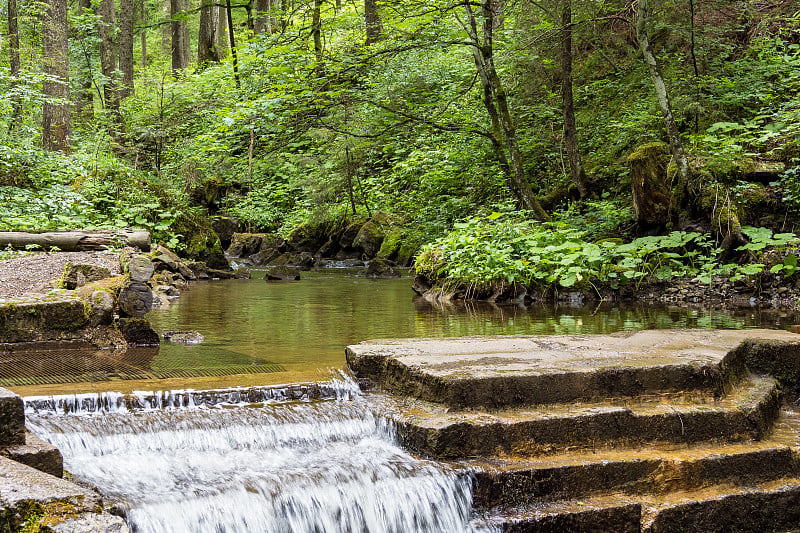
left=2, top=431, right=63, bottom=478
left=347, top=329, right=800, bottom=409
left=0, top=388, right=24, bottom=447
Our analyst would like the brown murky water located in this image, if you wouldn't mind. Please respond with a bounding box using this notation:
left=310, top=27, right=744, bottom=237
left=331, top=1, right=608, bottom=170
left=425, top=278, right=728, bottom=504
left=7, top=269, right=800, bottom=396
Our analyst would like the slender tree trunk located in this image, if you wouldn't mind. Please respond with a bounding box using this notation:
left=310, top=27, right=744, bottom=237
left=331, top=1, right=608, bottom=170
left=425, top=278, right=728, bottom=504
left=182, top=0, right=192, bottom=63
left=119, top=0, right=135, bottom=97
left=636, top=0, right=689, bottom=198
left=162, top=0, right=171, bottom=53
left=42, top=0, right=72, bottom=152
left=171, top=0, right=189, bottom=73
left=198, top=0, right=222, bottom=64
left=364, top=0, right=382, bottom=44
left=226, top=0, right=240, bottom=87
left=560, top=0, right=589, bottom=198
left=8, top=0, right=22, bottom=130
left=245, top=0, right=255, bottom=31
left=465, top=2, right=548, bottom=220
left=312, top=0, right=323, bottom=63
left=75, top=0, right=95, bottom=123
left=139, top=0, right=148, bottom=69
left=98, top=0, right=120, bottom=111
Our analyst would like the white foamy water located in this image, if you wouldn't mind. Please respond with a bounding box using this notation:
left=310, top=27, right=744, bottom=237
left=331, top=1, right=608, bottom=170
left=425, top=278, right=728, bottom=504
left=26, top=379, right=487, bottom=533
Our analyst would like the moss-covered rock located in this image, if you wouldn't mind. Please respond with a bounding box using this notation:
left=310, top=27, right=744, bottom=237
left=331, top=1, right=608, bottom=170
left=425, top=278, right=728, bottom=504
left=628, top=142, right=673, bottom=226
left=226, top=233, right=264, bottom=257
left=377, top=228, right=403, bottom=261
left=352, top=212, right=395, bottom=258
left=173, top=214, right=229, bottom=270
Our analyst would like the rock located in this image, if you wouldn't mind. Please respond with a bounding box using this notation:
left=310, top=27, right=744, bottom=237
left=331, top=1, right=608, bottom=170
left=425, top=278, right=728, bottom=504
left=377, top=228, right=403, bottom=261
left=226, top=233, right=264, bottom=258
left=212, top=217, right=240, bottom=250
left=184, top=261, right=208, bottom=279
left=88, top=290, right=115, bottom=326
left=117, top=281, right=154, bottom=317
left=338, top=221, right=365, bottom=253
left=0, top=387, right=25, bottom=447
left=178, top=262, right=199, bottom=280
left=251, top=234, right=287, bottom=265
left=365, top=258, right=401, bottom=278
left=127, top=255, right=154, bottom=283
left=50, top=513, right=130, bottom=533
left=151, top=244, right=180, bottom=272
left=265, top=266, right=301, bottom=281
left=60, top=262, right=112, bottom=290
left=208, top=268, right=235, bottom=279
left=234, top=268, right=251, bottom=279
left=287, top=223, right=328, bottom=254
left=163, top=331, right=204, bottom=344
left=2, top=431, right=64, bottom=478
left=116, top=318, right=160, bottom=346
left=352, top=212, right=393, bottom=258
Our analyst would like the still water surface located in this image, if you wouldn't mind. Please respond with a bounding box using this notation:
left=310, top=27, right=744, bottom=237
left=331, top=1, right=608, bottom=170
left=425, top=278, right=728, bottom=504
left=146, top=269, right=799, bottom=383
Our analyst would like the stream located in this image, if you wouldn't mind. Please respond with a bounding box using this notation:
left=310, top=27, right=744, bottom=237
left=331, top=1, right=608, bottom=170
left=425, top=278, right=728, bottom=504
left=21, top=269, right=800, bottom=532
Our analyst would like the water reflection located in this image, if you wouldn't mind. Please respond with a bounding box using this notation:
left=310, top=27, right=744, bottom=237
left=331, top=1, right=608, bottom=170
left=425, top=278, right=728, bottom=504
left=147, top=270, right=800, bottom=378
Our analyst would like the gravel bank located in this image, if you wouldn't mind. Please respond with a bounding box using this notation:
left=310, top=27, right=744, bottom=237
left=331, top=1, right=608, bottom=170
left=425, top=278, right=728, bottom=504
left=0, top=251, right=121, bottom=299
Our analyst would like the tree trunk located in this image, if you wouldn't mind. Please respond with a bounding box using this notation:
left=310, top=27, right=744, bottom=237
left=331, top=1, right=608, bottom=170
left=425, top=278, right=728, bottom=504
left=7, top=0, right=22, bottom=130
left=162, top=0, right=171, bottom=54
left=119, top=0, right=135, bottom=98
left=139, top=0, right=147, bottom=69
left=465, top=1, right=548, bottom=220
left=171, top=0, right=189, bottom=73
left=198, top=0, right=222, bottom=64
left=226, top=0, right=240, bottom=87
left=42, top=0, right=72, bottom=153
left=0, top=231, right=151, bottom=252
left=216, top=4, right=229, bottom=57
left=254, top=0, right=271, bottom=34
left=75, top=0, right=95, bottom=123
left=560, top=0, right=589, bottom=198
left=636, top=0, right=689, bottom=200
left=97, top=0, right=119, bottom=111
left=182, top=0, right=192, bottom=64
left=312, top=0, right=323, bottom=63
left=364, top=0, right=382, bottom=45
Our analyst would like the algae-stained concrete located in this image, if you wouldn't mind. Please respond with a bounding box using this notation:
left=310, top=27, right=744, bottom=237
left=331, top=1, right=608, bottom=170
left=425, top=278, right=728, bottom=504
left=346, top=329, right=800, bottom=408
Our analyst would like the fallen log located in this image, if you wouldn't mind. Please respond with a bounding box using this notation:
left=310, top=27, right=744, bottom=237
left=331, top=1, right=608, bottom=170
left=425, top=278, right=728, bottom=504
left=0, top=230, right=151, bottom=252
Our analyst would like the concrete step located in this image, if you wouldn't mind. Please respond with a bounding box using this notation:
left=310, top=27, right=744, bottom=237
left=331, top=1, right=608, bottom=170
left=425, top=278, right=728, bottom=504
left=376, top=375, right=781, bottom=459
left=1, top=431, right=63, bottom=478
left=462, top=441, right=799, bottom=508
left=0, top=387, right=24, bottom=447
left=471, top=478, right=800, bottom=533
left=347, top=329, right=800, bottom=409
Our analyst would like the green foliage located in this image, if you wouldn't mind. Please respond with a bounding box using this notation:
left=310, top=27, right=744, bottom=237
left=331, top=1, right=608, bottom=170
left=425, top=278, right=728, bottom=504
left=416, top=214, right=800, bottom=293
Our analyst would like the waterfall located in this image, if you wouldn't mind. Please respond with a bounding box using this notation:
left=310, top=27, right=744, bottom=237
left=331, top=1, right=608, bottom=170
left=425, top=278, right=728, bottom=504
left=25, top=377, right=488, bottom=533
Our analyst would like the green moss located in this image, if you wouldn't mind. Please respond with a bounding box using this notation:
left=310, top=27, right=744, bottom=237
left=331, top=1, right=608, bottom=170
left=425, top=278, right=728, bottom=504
left=378, top=228, right=403, bottom=260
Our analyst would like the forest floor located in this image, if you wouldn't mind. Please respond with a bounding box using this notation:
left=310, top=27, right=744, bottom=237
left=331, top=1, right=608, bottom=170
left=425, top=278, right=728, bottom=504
left=0, top=251, right=121, bottom=299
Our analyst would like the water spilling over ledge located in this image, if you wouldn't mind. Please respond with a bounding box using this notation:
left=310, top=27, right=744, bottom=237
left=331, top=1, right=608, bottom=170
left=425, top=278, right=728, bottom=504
left=25, top=377, right=487, bottom=533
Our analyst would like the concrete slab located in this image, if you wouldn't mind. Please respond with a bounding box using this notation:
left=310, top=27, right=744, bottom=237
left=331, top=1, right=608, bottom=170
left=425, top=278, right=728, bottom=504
left=347, top=329, right=800, bottom=408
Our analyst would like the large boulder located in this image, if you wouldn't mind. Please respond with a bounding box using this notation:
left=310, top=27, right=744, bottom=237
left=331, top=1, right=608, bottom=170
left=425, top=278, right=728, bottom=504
left=365, top=258, right=401, bottom=279
left=252, top=234, right=287, bottom=265
left=226, top=233, right=264, bottom=258
left=264, top=266, right=301, bottom=281
left=212, top=216, right=241, bottom=250
left=352, top=212, right=394, bottom=259
left=286, top=222, right=328, bottom=254
left=172, top=213, right=230, bottom=270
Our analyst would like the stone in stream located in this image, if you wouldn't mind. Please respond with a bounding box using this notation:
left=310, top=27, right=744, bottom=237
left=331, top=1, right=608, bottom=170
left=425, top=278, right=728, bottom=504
left=163, top=331, right=204, bottom=345
left=364, top=258, right=401, bottom=279
left=117, top=281, right=153, bottom=317
left=264, top=266, right=301, bottom=281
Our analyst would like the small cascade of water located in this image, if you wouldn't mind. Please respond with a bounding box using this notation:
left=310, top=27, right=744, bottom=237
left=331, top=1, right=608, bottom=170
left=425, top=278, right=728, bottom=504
left=26, top=377, right=485, bottom=533
left=24, top=374, right=360, bottom=415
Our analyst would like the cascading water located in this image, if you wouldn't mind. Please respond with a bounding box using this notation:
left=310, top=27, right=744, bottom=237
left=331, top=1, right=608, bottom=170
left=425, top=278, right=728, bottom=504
left=25, top=376, right=490, bottom=533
